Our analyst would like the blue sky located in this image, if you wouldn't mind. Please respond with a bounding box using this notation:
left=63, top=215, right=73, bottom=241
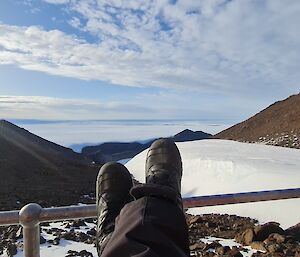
left=0, top=0, right=300, bottom=121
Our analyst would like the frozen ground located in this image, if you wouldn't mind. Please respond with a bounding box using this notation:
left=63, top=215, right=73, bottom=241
left=0, top=222, right=258, bottom=257
left=126, top=139, right=300, bottom=229
left=198, top=237, right=259, bottom=257
left=1, top=221, right=98, bottom=257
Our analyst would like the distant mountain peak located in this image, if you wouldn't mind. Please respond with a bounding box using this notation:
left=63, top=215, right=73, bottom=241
left=173, top=129, right=211, bottom=142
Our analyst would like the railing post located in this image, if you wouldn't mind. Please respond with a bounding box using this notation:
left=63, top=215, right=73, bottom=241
left=19, top=203, right=42, bottom=257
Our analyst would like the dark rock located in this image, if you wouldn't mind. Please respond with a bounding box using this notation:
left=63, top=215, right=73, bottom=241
left=87, top=228, right=96, bottom=236
left=228, top=247, right=243, bottom=257
left=62, top=231, right=77, bottom=241
left=66, top=250, right=78, bottom=256
left=79, top=250, right=93, bottom=257
left=78, top=232, right=89, bottom=242
left=5, top=242, right=17, bottom=257
left=204, top=241, right=222, bottom=250
left=216, top=245, right=230, bottom=255
left=205, top=221, right=216, bottom=228
left=71, top=220, right=86, bottom=228
left=264, top=233, right=285, bottom=244
left=40, top=236, right=46, bottom=244
left=286, top=223, right=300, bottom=241
left=254, top=222, right=285, bottom=241
left=189, top=215, right=203, bottom=225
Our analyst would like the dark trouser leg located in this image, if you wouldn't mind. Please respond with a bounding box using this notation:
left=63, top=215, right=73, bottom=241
left=101, top=189, right=190, bottom=257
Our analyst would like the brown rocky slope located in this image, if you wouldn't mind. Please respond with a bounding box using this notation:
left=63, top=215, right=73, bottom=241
left=0, top=120, right=99, bottom=210
left=215, top=93, right=300, bottom=149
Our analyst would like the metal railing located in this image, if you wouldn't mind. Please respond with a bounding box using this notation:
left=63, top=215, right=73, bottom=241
left=0, top=187, right=300, bottom=257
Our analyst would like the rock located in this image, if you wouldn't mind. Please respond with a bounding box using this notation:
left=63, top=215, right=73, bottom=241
left=267, top=243, right=282, bottom=253
left=72, top=220, right=87, bottom=228
left=203, top=241, right=222, bottom=250
left=228, top=247, right=243, bottom=257
left=216, top=245, right=230, bottom=255
left=78, top=232, right=89, bottom=242
left=205, top=221, right=216, bottom=228
left=5, top=242, right=17, bottom=257
left=65, top=223, right=71, bottom=229
left=250, top=241, right=267, bottom=252
left=189, top=216, right=203, bottom=224
left=62, top=231, right=77, bottom=241
left=190, top=242, right=206, bottom=251
left=40, top=236, right=46, bottom=244
left=84, top=218, right=96, bottom=224
left=254, top=222, right=285, bottom=241
left=87, top=228, right=96, bottom=236
left=66, top=250, right=78, bottom=256
left=264, top=233, right=285, bottom=244
left=79, top=250, right=93, bottom=257
left=235, top=228, right=254, bottom=245
left=189, top=242, right=205, bottom=251
left=286, top=223, right=300, bottom=241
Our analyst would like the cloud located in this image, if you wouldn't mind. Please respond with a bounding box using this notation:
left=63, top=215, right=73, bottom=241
left=42, top=0, right=70, bottom=4
left=1, top=0, right=300, bottom=97
left=0, top=95, right=155, bottom=120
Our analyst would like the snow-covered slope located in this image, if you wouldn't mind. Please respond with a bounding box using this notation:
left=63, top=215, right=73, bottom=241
left=126, top=139, right=300, bottom=228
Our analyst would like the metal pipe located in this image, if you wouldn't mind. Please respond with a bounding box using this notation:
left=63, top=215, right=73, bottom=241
left=19, top=203, right=42, bottom=257
left=0, top=210, right=19, bottom=225
left=183, top=187, right=300, bottom=208
left=39, top=204, right=97, bottom=223
left=1, top=188, right=300, bottom=227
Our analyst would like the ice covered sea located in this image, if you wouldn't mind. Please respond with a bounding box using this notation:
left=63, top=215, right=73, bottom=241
left=12, top=119, right=231, bottom=151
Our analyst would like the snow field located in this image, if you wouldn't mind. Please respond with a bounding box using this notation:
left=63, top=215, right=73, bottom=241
left=126, top=139, right=300, bottom=228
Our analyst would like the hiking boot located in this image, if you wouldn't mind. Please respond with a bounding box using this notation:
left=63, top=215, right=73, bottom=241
left=96, top=162, right=133, bottom=255
left=145, top=138, right=183, bottom=208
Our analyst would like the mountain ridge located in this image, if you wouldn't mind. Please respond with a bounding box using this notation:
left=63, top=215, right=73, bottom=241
left=215, top=93, right=300, bottom=149
left=81, top=129, right=212, bottom=164
left=0, top=120, right=99, bottom=210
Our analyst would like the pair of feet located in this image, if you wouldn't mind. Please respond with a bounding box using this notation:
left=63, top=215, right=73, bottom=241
left=96, top=138, right=183, bottom=254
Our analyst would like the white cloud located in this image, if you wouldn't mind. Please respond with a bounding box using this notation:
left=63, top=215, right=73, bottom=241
left=0, top=95, right=155, bottom=120
left=42, top=0, right=70, bottom=4
left=1, top=0, right=300, bottom=97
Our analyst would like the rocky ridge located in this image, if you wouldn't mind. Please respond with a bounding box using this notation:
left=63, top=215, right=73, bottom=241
left=0, top=120, right=99, bottom=210
left=216, top=93, right=300, bottom=150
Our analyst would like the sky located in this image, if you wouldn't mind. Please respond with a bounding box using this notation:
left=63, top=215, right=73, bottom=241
left=0, top=0, right=300, bottom=121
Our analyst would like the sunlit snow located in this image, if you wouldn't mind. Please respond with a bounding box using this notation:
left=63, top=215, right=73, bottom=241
left=126, top=139, right=300, bottom=228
